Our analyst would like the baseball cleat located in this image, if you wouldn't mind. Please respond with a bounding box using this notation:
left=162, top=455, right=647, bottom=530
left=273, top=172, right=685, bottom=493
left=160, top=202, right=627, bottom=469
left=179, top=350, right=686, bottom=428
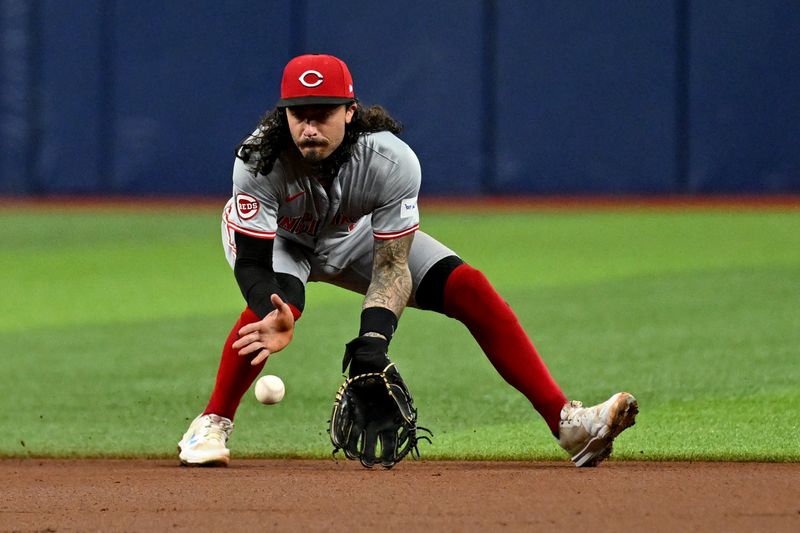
left=557, top=392, right=638, bottom=467
left=177, top=414, right=234, bottom=466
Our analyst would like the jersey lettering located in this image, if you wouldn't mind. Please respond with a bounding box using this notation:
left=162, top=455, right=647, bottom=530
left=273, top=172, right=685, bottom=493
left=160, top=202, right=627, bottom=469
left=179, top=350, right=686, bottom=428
left=278, top=213, right=319, bottom=236
left=332, top=213, right=359, bottom=232
left=332, top=213, right=357, bottom=226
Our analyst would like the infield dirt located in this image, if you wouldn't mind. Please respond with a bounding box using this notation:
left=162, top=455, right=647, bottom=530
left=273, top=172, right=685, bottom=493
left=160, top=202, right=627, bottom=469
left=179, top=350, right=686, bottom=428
left=2, top=459, right=798, bottom=532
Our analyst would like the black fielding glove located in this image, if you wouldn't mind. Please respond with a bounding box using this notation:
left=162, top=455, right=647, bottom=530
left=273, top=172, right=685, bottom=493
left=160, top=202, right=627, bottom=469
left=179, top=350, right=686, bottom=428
left=329, top=336, right=431, bottom=468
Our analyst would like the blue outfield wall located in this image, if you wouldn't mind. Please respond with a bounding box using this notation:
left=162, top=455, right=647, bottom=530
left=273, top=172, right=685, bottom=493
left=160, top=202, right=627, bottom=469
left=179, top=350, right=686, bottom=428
left=689, top=2, right=800, bottom=193
left=494, top=1, right=678, bottom=194
left=1, top=0, right=799, bottom=197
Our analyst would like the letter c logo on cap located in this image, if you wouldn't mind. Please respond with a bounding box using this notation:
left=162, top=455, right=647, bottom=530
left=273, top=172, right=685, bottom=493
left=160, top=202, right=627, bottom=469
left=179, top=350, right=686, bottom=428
left=299, top=70, right=324, bottom=88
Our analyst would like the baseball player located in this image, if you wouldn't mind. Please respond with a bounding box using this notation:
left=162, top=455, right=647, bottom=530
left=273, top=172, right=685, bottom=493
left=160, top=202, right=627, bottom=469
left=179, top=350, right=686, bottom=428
left=178, top=53, right=637, bottom=468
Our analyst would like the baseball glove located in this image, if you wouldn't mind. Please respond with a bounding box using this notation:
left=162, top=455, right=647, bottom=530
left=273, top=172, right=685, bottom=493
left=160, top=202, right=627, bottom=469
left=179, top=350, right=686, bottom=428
left=329, top=336, right=431, bottom=468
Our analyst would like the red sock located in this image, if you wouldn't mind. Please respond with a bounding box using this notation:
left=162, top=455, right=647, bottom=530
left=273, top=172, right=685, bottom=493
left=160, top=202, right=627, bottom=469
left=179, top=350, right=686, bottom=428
left=203, top=305, right=301, bottom=420
left=443, top=264, right=567, bottom=435
left=203, top=307, right=264, bottom=420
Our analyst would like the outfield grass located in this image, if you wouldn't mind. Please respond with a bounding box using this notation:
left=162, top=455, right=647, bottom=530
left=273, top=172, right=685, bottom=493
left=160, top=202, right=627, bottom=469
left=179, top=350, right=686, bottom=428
left=1, top=205, right=798, bottom=461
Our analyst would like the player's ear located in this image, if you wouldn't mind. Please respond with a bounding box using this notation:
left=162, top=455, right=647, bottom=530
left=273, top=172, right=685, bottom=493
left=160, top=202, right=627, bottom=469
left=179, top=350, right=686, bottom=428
left=345, top=103, right=357, bottom=124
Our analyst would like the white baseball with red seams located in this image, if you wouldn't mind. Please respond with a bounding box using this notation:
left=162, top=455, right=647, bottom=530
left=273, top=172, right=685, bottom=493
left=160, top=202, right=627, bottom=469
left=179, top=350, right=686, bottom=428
left=255, top=375, right=285, bottom=404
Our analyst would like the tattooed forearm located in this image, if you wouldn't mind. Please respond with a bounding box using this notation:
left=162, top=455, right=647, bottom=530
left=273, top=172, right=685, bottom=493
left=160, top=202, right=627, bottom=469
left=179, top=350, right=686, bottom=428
left=364, top=233, right=414, bottom=318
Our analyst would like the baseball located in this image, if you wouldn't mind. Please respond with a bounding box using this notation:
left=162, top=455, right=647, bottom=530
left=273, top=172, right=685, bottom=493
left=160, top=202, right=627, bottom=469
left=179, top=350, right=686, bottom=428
left=254, top=375, right=285, bottom=404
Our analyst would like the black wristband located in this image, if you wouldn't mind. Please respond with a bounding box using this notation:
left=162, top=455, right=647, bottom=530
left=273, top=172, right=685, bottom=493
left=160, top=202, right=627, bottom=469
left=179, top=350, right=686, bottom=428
left=359, top=307, right=398, bottom=342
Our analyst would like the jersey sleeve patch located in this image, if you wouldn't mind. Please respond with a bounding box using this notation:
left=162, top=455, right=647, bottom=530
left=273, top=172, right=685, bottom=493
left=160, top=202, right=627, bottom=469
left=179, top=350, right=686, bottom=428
left=224, top=198, right=275, bottom=239
left=399, top=197, right=418, bottom=219
left=236, top=193, right=260, bottom=220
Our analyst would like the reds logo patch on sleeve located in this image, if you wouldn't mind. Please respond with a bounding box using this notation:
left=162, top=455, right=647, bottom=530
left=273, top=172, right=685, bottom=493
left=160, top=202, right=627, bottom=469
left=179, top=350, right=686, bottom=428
left=236, top=193, right=260, bottom=220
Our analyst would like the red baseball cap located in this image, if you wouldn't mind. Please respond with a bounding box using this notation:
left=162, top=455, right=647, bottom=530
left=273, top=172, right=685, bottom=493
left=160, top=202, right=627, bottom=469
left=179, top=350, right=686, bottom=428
left=276, top=54, right=355, bottom=107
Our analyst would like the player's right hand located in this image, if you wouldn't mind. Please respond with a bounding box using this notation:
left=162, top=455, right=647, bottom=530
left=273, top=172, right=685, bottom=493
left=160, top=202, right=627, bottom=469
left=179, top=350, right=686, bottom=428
left=232, top=293, right=295, bottom=365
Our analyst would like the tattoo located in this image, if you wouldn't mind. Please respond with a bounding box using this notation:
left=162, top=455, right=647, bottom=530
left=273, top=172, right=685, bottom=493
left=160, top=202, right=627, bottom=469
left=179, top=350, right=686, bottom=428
left=364, top=233, right=414, bottom=318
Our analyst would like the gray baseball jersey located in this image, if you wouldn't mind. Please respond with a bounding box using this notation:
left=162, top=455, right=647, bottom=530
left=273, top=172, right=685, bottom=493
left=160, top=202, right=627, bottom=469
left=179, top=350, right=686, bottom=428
left=220, top=130, right=455, bottom=304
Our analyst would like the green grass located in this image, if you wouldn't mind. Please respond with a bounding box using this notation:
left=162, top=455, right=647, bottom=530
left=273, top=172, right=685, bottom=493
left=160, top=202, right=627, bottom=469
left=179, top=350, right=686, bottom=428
left=1, top=206, right=798, bottom=461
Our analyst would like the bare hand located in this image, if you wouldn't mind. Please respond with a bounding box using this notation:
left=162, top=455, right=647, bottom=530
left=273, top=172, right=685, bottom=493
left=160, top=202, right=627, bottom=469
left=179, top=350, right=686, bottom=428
left=232, top=294, right=295, bottom=366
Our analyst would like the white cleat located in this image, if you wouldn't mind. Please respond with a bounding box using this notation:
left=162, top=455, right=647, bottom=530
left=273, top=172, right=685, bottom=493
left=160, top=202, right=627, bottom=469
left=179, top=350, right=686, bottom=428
left=558, top=392, right=638, bottom=467
left=178, top=414, right=234, bottom=467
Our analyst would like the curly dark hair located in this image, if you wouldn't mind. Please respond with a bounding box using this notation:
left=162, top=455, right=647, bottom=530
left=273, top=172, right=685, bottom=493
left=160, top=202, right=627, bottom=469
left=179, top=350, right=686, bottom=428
left=236, top=103, right=403, bottom=179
